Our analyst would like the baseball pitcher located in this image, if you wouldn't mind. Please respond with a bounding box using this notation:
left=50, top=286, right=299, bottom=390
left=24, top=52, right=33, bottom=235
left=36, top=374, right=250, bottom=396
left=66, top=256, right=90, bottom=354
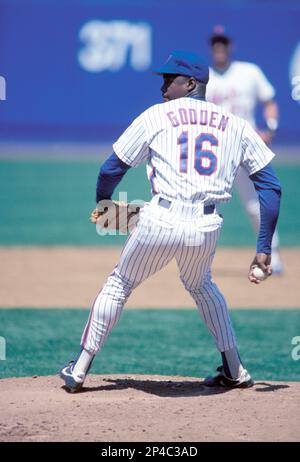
left=60, top=51, right=281, bottom=392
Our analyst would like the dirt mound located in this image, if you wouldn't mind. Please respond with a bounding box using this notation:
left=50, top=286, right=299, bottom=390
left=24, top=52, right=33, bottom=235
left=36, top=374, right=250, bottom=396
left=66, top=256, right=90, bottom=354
left=0, top=374, right=299, bottom=442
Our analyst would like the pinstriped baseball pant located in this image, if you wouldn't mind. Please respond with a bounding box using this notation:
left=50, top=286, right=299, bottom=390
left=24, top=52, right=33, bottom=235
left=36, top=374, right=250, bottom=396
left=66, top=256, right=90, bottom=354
left=81, top=203, right=237, bottom=355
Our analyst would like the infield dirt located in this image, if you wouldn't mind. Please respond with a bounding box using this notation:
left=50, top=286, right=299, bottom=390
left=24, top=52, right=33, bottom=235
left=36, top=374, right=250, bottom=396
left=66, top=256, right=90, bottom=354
left=0, top=247, right=299, bottom=309
left=0, top=374, right=299, bottom=442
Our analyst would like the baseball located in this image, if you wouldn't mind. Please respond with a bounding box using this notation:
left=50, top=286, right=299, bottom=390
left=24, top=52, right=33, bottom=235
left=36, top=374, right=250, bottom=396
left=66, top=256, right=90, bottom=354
left=252, top=266, right=268, bottom=281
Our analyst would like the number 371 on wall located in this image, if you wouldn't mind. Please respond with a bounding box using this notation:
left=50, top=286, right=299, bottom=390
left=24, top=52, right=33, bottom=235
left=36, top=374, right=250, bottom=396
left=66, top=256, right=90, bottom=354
left=178, top=132, right=218, bottom=176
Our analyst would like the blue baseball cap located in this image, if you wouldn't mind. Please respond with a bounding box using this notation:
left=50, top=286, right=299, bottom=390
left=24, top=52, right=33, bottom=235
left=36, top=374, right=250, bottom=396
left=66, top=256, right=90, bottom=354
left=210, top=25, right=231, bottom=45
left=153, top=50, right=209, bottom=84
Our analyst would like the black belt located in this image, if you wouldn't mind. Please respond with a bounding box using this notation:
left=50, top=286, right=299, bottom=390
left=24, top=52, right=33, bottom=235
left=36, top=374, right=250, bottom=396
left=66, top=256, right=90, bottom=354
left=158, top=197, right=215, bottom=215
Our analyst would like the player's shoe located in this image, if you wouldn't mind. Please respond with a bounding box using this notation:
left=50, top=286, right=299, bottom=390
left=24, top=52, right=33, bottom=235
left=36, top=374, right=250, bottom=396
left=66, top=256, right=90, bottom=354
left=203, top=366, right=254, bottom=389
left=59, top=361, right=86, bottom=393
left=60, top=347, right=95, bottom=393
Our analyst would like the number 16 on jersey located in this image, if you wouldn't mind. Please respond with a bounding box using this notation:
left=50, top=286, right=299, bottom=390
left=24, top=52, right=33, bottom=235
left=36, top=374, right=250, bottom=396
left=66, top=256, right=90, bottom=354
left=178, top=132, right=218, bottom=176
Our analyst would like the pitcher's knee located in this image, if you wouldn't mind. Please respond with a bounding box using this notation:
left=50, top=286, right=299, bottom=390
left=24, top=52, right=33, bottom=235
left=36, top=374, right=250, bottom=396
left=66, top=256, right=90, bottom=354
left=180, top=275, right=211, bottom=297
left=103, top=269, right=135, bottom=302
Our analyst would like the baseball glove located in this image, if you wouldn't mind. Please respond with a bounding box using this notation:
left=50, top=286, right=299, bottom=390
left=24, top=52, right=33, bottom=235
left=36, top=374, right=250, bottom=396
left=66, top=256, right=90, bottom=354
left=90, top=200, right=141, bottom=233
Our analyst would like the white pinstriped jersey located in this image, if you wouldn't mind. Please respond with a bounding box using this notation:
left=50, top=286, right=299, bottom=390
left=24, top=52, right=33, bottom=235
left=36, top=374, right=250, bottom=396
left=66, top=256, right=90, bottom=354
left=206, top=62, right=275, bottom=127
left=113, top=97, right=275, bottom=204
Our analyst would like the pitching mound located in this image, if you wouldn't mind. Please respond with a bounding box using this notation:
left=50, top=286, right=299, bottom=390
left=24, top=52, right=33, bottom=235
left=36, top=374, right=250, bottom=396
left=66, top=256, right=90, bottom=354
left=0, top=374, right=299, bottom=442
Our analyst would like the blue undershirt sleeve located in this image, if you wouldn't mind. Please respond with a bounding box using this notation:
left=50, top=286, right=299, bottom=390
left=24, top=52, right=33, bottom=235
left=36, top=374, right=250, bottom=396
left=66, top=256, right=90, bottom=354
left=96, top=152, right=131, bottom=203
left=249, top=163, right=281, bottom=254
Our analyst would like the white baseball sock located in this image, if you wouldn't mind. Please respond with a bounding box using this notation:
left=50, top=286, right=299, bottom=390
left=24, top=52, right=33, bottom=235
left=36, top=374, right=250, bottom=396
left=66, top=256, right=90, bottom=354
left=73, top=348, right=94, bottom=377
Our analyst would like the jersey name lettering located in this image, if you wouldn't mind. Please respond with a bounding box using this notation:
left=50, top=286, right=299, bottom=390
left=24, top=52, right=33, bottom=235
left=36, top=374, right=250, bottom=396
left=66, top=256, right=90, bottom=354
left=167, top=108, right=229, bottom=132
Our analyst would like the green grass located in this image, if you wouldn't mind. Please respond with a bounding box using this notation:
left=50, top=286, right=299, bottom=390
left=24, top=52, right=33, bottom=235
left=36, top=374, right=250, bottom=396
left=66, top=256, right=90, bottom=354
left=0, top=160, right=298, bottom=246
left=0, top=308, right=299, bottom=381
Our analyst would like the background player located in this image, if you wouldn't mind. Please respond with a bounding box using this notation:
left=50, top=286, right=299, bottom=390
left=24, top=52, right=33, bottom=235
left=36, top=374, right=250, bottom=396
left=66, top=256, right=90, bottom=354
left=206, top=26, right=283, bottom=274
left=60, top=51, right=281, bottom=393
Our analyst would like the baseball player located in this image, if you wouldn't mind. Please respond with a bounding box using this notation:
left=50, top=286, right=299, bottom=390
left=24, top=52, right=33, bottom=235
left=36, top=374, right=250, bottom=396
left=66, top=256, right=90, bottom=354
left=60, top=51, right=281, bottom=392
left=206, top=26, right=283, bottom=274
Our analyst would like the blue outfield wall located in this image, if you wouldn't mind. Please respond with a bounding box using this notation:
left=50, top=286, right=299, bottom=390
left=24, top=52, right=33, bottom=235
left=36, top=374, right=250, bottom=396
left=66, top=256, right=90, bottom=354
left=0, top=0, right=300, bottom=143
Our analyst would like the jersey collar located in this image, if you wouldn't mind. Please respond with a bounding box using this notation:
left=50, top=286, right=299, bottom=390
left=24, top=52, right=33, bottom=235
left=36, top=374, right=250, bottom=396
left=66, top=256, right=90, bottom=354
left=212, top=62, right=232, bottom=75
left=186, top=95, right=206, bottom=101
